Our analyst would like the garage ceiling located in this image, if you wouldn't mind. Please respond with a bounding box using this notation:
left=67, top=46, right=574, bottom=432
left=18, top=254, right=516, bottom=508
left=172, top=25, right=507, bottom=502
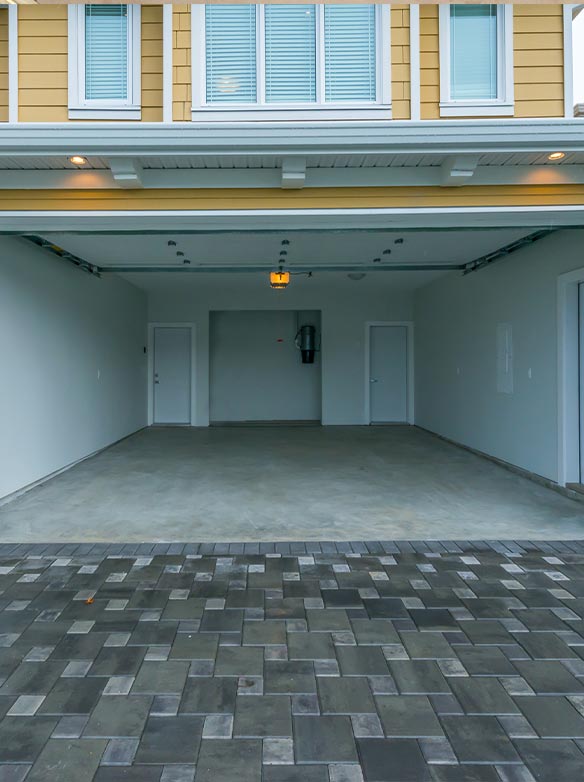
left=36, top=228, right=535, bottom=271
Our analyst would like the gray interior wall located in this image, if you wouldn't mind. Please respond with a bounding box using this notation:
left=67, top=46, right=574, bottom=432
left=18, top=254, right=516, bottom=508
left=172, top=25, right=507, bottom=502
left=210, top=310, right=321, bottom=422
left=0, top=236, right=147, bottom=500
left=146, top=273, right=414, bottom=425
left=414, top=230, right=584, bottom=482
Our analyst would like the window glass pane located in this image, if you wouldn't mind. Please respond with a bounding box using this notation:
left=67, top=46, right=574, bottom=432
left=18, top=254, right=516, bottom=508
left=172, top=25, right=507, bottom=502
left=265, top=5, right=316, bottom=103
left=324, top=4, right=376, bottom=102
left=85, top=4, right=128, bottom=101
left=205, top=5, right=257, bottom=103
left=450, top=5, right=498, bottom=100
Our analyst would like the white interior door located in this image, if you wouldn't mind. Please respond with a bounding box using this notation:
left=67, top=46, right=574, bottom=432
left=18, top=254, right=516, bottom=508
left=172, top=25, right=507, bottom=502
left=153, top=327, right=191, bottom=425
left=369, top=325, right=408, bottom=423
left=579, top=284, right=584, bottom=482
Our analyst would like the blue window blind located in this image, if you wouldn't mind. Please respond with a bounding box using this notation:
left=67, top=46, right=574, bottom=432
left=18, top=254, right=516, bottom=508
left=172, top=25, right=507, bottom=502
left=324, top=5, right=376, bottom=102
left=265, top=5, right=316, bottom=103
left=205, top=5, right=257, bottom=103
left=85, top=4, right=128, bottom=101
left=450, top=5, right=498, bottom=100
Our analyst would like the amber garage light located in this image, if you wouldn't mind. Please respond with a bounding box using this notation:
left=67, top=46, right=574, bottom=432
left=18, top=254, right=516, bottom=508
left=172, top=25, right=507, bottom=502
left=270, top=270, right=290, bottom=290
left=69, top=156, right=88, bottom=166
left=548, top=152, right=565, bottom=161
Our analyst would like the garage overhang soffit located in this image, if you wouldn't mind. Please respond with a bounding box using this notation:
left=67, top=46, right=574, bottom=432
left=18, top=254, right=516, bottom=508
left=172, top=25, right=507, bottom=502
left=1, top=120, right=584, bottom=190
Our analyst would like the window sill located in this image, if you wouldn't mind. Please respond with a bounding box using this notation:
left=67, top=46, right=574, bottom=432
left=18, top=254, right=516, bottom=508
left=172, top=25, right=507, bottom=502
left=439, top=102, right=514, bottom=118
left=191, top=105, right=392, bottom=122
left=68, top=106, right=142, bottom=121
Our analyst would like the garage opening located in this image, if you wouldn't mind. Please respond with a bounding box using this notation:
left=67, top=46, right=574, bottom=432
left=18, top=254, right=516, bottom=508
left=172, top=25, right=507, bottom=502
left=209, top=310, right=322, bottom=425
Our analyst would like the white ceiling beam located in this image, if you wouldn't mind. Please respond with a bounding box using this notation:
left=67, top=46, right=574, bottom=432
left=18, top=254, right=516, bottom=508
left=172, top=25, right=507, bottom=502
left=107, top=158, right=144, bottom=189
left=441, top=156, right=480, bottom=187
left=281, top=158, right=306, bottom=189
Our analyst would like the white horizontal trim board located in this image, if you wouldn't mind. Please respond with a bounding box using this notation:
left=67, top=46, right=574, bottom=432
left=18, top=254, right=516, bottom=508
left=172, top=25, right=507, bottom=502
left=2, top=205, right=584, bottom=235
left=1, top=120, right=584, bottom=156
left=2, top=165, right=584, bottom=191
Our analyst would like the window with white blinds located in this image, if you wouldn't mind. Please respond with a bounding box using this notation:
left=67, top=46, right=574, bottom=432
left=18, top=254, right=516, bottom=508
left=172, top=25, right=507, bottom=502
left=205, top=5, right=257, bottom=103
left=68, top=4, right=140, bottom=117
left=85, top=4, right=129, bottom=100
left=324, top=5, right=376, bottom=102
left=194, top=4, right=390, bottom=117
left=265, top=5, right=316, bottom=103
left=449, top=5, right=497, bottom=100
left=439, top=3, right=513, bottom=116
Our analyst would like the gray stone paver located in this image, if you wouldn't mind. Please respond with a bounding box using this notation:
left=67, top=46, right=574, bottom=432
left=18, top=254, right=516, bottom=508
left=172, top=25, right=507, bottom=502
left=1, top=542, right=584, bottom=779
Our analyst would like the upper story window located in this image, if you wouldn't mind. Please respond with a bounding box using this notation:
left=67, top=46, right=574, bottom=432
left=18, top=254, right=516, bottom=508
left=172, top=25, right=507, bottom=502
left=192, top=4, right=391, bottom=120
left=439, top=4, right=514, bottom=117
left=68, top=4, right=141, bottom=120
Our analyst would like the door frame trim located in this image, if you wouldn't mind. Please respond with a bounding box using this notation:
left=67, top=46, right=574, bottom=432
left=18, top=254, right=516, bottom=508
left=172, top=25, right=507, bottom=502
left=364, top=321, right=415, bottom=425
left=557, top=268, right=584, bottom=485
left=148, top=323, right=197, bottom=426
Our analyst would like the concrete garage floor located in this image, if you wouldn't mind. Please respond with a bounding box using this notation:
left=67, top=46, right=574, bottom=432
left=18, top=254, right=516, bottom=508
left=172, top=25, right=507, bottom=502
left=0, top=427, right=583, bottom=543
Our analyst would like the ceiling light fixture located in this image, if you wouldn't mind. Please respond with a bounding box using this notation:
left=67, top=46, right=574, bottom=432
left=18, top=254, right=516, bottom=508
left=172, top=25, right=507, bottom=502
left=348, top=272, right=366, bottom=281
left=548, top=152, right=565, bottom=161
left=69, top=156, right=87, bottom=166
left=270, top=267, right=290, bottom=289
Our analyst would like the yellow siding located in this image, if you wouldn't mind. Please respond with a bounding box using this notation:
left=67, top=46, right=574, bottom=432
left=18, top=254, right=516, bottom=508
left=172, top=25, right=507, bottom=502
left=514, top=5, right=564, bottom=118
left=420, top=4, right=439, bottom=120
left=18, top=4, right=68, bottom=122
left=142, top=5, right=163, bottom=122
left=173, top=4, right=191, bottom=122
left=0, top=9, right=8, bottom=122
left=391, top=5, right=410, bottom=120
left=1, top=185, right=583, bottom=212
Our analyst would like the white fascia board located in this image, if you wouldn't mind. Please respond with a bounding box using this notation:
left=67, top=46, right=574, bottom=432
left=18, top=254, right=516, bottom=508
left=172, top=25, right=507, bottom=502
left=2, top=206, right=584, bottom=235
left=1, top=119, right=584, bottom=158
left=3, top=165, right=584, bottom=191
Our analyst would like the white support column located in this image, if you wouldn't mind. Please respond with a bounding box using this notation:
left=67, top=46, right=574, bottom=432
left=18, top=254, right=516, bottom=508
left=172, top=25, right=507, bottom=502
left=8, top=4, right=18, bottom=123
left=563, top=5, right=575, bottom=118
left=162, top=3, right=173, bottom=123
left=409, top=4, right=421, bottom=122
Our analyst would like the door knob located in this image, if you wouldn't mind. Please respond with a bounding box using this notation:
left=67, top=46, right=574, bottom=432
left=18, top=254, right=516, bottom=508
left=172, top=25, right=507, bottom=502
left=369, top=378, right=378, bottom=383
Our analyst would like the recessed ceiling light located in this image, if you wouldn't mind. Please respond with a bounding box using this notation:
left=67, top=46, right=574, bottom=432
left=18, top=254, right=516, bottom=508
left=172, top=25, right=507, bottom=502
left=168, top=240, right=176, bottom=247
left=281, top=239, right=290, bottom=246
left=383, top=249, right=392, bottom=255
left=372, top=258, right=381, bottom=264
left=279, top=250, right=288, bottom=256
left=394, top=238, right=404, bottom=244
left=348, top=272, right=366, bottom=281
left=176, top=251, right=184, bottom=257
left=183, top=259, right=191, bottom=265
left=548, top=152, right=565, bottom=161
left=69, top=156, right=87, bottom=166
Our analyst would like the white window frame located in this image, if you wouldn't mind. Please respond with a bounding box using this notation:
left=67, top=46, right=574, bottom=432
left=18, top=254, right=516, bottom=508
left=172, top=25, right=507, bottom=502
left=439, top=4, right=514, bottom=118
left=191, top=3, right=391, bottom=121
left=68, top=3, right=141, bottom=120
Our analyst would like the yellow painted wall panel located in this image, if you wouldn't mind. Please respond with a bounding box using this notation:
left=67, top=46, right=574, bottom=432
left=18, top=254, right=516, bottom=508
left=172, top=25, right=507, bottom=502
left=0, top=9, right=7, bottom=122
left=515, top=66, right=563, bottom=85
left=18, top=5, right=67, bottom=122
left=514, top=5, right=564, bottom=118
left=173, top=6, right=191, bottom=120
left=515, top=100, right=564, bottom=118
left=141, top=5, right=163, bottom=122
left=391, top=3, right=410, bottom=120
left=2, top=185, right=583, bottom=212
left=420, top=4, right=439, bottom=120
left=515, top=49, right=563, bottom=68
